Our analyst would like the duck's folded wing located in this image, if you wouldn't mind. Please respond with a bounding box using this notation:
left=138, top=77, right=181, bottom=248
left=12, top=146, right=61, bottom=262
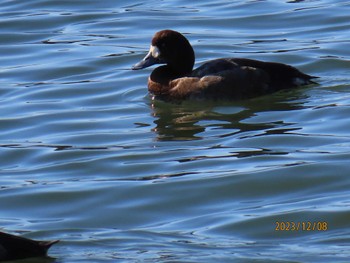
left=169, top=66, right=270, bottom=100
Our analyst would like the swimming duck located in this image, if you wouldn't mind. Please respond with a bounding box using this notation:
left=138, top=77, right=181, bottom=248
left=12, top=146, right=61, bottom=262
left=0, top=231, right=59, bottom=261
left=132, top=29, right=317, bottom=100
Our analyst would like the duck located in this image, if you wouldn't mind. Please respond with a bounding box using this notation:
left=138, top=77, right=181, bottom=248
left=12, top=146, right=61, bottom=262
left=132, top=29, right=317, bottom=101
left=0, top=231, right=59, bottom=261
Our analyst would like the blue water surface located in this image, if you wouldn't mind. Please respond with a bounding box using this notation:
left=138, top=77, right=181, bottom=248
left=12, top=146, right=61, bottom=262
left=1, top=0, right=350, bottom=262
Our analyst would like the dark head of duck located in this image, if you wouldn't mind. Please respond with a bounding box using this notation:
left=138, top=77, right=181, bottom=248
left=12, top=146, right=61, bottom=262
left=133, top=30, right=194, bottom=76
left=132, top=30, right=197, bottom=99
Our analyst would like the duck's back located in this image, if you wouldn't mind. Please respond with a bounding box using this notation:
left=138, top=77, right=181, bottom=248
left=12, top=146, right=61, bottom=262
left=167, top=58, right=317, bottom=100
left=192, top=58, right=316, bottom=91
left=185, top=58, right=271, bottom=100
left=230, top=58, right=316, bottom=88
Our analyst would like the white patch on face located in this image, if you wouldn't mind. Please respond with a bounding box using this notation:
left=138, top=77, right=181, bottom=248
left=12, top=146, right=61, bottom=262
left=150, top=45, right=161, bottom=58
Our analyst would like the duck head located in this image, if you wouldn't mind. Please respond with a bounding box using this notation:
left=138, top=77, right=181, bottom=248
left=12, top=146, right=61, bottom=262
left=132, top=30, right=195, bottom=76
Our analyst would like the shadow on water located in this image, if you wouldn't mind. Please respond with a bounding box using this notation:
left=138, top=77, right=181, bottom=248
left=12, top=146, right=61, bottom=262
left=150, top=89, right=310, bottom=142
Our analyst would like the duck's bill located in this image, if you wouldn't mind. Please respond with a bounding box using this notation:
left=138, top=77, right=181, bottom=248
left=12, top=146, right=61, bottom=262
left=132, top=51, right=160, bottom=70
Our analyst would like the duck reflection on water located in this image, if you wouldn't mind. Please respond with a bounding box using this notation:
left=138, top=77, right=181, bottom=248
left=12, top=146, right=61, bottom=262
left=149, top=91, right=308, bottom=143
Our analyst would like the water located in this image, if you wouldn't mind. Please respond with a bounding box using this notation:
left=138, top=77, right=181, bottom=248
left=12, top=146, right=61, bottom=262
left=1, top=0, right=350, bottom=262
